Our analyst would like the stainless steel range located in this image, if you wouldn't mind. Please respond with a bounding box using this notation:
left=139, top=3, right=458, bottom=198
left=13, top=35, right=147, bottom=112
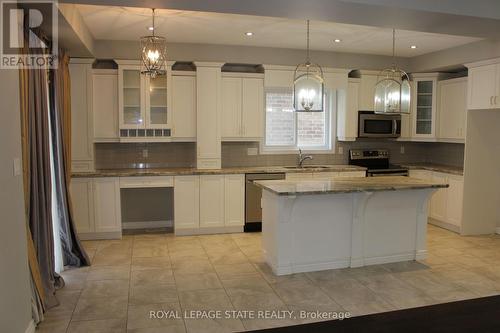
left=349, top=149, right=408, bottom=177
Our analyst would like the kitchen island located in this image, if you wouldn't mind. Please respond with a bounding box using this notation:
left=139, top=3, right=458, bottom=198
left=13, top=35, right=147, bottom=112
left=255, top=176, right=448, bottom=275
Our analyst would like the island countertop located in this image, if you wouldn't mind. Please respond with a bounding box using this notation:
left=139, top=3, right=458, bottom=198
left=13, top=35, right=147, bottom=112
left=254, top=176, right=448, bottom=196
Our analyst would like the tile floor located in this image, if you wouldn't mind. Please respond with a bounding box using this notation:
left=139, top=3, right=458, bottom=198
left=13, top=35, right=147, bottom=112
left=37, top=225, right=500, bottom=333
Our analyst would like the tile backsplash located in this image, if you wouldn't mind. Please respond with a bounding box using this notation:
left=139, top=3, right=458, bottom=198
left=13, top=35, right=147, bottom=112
left=94, top=140, right=464, bottom=170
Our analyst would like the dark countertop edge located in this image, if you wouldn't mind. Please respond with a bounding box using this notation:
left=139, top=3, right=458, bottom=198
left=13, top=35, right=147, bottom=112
left=72, top=165, right=367, bottom=178
left=399, top=163, right=464, bottom=176
left=256, top=184, right=449, bottom=196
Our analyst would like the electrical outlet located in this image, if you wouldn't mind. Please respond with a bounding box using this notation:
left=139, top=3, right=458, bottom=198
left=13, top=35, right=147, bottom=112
left=338, top=146, right=344, bottom=155
left=247, top=148, right=258, bottom=156
left=142, top=149, right=149, bottom=158
left=13, top=158, right=21, bottom=176
left=400, top=145, right=405, bottom=154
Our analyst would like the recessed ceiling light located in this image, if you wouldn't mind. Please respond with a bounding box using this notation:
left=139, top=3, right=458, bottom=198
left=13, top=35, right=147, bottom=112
left=245, top=32, right=254, bottom=36
left=410, top=45, right=417, bottom=49
left=148, top=26, right=154, bottom=31
left=334, top=39, right=341, bottom=43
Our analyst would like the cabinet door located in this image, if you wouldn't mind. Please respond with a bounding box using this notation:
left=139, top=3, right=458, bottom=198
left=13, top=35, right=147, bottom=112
left=438, top=79, right=467, bottom=140
left=70, top=178, right=94, bottom=234
left=242, top=78, right=264, bottom=138
left=446, top=175, right=464, bottom=227
left=120, top=68, right=145, bottom=128
left=145, top=73, right=170, bottom=129
left=93, top=72, right=118, bottom=141
left=336, top=171, right=366, bottom=178
left=468, top=64, right=497, bottom=110
left=359, top=75, right=378, bottom=111
left=413, top=80, right=436, bottom=138
left=430, top=173, right=447, bottom=221
left=174, top=176, right=200, bottom=230
left=199, top=175, right=225, bottom=228
left=172, top=75, right=196, bottom=139
left=93, top=178, right=121, bottom=233
left=340, top=80, right=359, bottom=140
left=312, top=172, right=339, bottom=179
left=196, top=66, right=221, bottom=165
left=224, top=174, right=244, bottom=227
left=70, top=63, right=93, bottom=167
left=286, top=173, right=313, bottom=180
left=221, top=77, right=242, bottom=138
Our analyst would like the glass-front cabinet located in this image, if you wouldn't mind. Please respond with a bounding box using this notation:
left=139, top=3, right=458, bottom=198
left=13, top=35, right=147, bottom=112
left=117, top=61, right=172, bottom=138
left=411, top=73, right=438, bottom=139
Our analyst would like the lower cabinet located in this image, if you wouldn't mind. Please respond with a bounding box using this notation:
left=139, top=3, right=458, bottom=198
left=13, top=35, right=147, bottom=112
left=409, top=169, right=464, bottom=232
left=174, top=174, right=245, bottom=235
left=70, top=177, right=122, bottom=240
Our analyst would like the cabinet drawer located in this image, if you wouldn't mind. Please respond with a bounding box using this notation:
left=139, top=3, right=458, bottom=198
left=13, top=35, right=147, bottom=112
left=312, top=172, right=339, bottom=179
left=119, top=176, right=173, bottom=188
left=336, top=171, right=366, bottom=178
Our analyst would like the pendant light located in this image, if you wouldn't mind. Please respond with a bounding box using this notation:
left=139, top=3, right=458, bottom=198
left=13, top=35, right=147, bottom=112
left=293, top=20, right=324, bottom=112
left=140, top=8, right=167, bottom=78
left=374, top=29, right=411, bottom=115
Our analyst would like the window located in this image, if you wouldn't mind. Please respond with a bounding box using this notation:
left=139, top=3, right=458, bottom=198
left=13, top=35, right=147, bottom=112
left=264, top=87, right=332, bottom=151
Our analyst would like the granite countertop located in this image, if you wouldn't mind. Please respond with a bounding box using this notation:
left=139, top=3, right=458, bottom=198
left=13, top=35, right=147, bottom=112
left=72, top=165, right=367, bottom=178
left=254, top=176, right=448, bottom=196
left=399, top=163, right=464, bottom=176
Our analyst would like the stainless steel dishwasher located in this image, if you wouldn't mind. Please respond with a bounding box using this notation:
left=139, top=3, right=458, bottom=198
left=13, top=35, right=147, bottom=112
left=245, top=173, right=286, bottom=232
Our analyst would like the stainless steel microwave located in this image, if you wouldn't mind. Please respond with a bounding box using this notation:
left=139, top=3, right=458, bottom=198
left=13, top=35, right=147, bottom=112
left=358, top=111, right=401, bottom=138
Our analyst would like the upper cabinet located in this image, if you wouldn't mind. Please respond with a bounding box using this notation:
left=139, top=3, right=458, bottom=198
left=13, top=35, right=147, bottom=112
left=438, top=77, right=467, bottom=142
left=411, top=73, right=439, bottom=140
left=337, top=78, right=359, bottom=141
left=117, top=60, right=173, bottom=141
left=69, top=59, right=94, bottom=172
left=466, top=59, right=500, bottom=110
left=171, top=72, right=197, bottom=141
left=358, top=72, right=378, bottom=111
left=93, top=69, right=119, bottom=142
left=221, top=74, right=264, bottom=140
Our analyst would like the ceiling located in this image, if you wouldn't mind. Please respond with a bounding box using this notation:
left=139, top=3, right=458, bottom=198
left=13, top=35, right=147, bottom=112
left=75, top=4, right=481, bottom=58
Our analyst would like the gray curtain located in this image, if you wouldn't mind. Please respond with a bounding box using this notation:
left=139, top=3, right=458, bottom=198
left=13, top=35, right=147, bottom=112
left=49, top=52, right=90, bottom=267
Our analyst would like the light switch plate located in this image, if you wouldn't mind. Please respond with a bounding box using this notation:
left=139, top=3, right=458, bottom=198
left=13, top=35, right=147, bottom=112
left=338, top=146, right=344, bottom=155
left=247, top=148, right=258, bottom=156
left=400, top=145, right=405, bottom=154
left=142, top=149, right=149, bottom=158
left=13, top=158, right=21, bottom=176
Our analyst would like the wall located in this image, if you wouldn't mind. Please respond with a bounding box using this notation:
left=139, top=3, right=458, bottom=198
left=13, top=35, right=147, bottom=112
left=221, top=141, right=464, bottom=168
left=0, top=70, right=33, bottom=332
left=94, top=142, right=196, bottom=169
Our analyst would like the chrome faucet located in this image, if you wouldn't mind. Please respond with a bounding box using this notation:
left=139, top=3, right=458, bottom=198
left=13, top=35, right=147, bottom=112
left=298, top=149, right=313, bottom=168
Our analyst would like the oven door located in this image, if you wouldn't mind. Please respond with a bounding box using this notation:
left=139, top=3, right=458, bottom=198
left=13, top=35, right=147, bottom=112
left=359, top=112, right=401, bottom=138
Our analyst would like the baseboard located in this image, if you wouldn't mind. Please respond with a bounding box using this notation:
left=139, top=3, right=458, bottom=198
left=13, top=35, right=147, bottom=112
left=78, top=231, right=122, bottom=240
left=270, top=259, right=351, bottom=276
left=122, top=220, right=173, bottom=230
left=496, top=227, right=500, bottom=235
left=363, top=253, right=417, bottom=266
left=175, top=225, right=244, bottom=236
left=25, top=320, right=35, bottom=333
left=428, top=218, right=461, bottom=233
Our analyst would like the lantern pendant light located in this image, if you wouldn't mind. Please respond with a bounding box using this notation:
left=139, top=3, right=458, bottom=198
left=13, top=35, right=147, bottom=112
left=374, top=29, right=411, bottom=115
left=293, top=20, right=324, bottom=112
left=140, top=8, right=167, bottom=78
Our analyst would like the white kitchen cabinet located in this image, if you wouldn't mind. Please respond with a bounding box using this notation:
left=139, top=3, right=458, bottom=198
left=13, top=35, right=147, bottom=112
left=312, top=172, right=339, bottom=179
left=69, top=59, right=94, bottom=172
left=93, top=70, right=119, bottom=142
left=196, top=64, right=222, bottom=169
left=409, top=169, right=463, bottom=232
left=438, top=77, right=467, bottom=141
left=337, top=79, right=359, bottom=141
left=411, top=74, right=439, bottom=140
left=221, top=77, right=242, bottom=138
left=335, top=171, right=366, bottom=178
left=287, top=170, right=366, bottom=180
left=359, top=73, right=378, bottom=111
left=93, top=177, right=122, bottom=233
left=171, top=74, right=196, bottom=140
left=224, top=174, right=245, bottom=227
left=446, top=175, right=464, bottom=227
left=199, top=175, right=225, bottom=228
left=286, top=172, right=313, bottom=180
left=430, top=173, right=447, bottom=222
left=466, top=61, right=500, bottom=110
left=117, top=61, right=173, bottom=141
left=70, top=178, right=94, bottom=234
left=174, top=176, right=200, bottom=230
left=221, top=75, right=263, bottom=140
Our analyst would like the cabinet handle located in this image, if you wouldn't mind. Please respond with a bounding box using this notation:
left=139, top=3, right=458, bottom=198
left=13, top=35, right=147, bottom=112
left=491, top=96, right=494, bottom=106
